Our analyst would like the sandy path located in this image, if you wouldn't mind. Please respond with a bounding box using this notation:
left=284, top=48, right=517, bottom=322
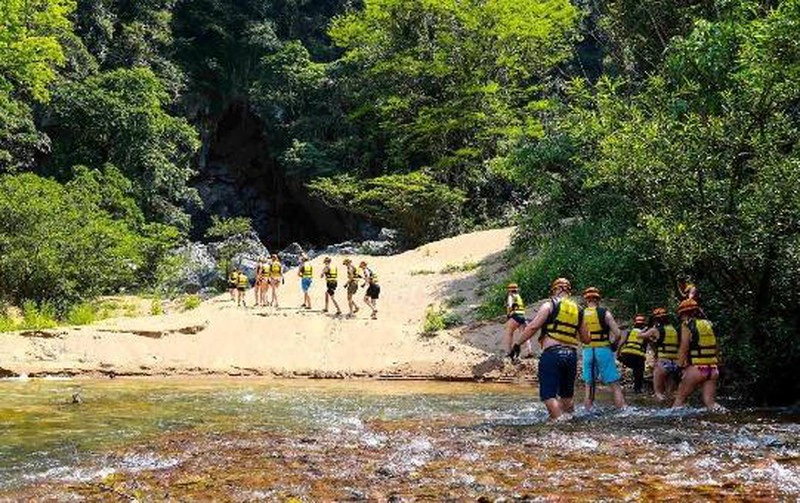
left=0, top=228, right=518, bottom=379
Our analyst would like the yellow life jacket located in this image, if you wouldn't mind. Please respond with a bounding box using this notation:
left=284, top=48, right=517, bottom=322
left=540, top=298, right=581, bottom=347
left=688, top=318, right=718, bottom=365
left=229, top=272, right=238, bottom=282
left=656, top=324, right=679, bottom=362
left=507, top=293, right=525, bottom=316
left=347, top=265, right=361, bottom=281
left=270, top=261, right=282, bottom=277
left=236, top=273, right=249, bottom=288
left=620, top=328, right=647, bottom=357
left=584, top=306, right=610, bottom=348
left=301, top=264, right=313, bottom=279
left=367, top=268, right=378, bottom=284
left=325, top=266, right=338, bottom=281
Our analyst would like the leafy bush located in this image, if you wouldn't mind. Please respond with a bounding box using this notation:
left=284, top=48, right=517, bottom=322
left=182, top=294, right=201, bottom=311
left=150, top=297, right=164, bottom=316
left=66, top=302, right=96, bottom=326
left=423, top=304, right=463, bottom=334
left=0, top=172, right=181, bottom=311
left=309, top=172, right=466, bottom=246
left=21, top=300, right=58, bottom=330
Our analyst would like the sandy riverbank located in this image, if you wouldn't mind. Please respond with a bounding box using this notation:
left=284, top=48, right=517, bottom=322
left=0, top=228, right=536, bottom=381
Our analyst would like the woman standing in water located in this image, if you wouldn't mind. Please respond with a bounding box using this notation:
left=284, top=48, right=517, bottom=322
left=673, top=299, right=724, bottom=411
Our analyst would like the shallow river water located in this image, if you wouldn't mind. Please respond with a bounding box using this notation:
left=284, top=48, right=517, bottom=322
left=0, top=378, right=798, bottom=500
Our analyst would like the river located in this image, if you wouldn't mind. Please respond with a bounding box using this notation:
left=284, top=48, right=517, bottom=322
left=0, top=378, right=797, bottom=500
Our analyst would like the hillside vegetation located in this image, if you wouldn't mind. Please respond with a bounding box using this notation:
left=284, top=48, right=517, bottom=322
left=0, top=0, right=797, bottom=402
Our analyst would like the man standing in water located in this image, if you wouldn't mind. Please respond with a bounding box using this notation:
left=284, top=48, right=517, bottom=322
left=579, top=287, right=625, bottom=411
left=673, top=299, right=724, bottom=411
left=298, top=255, right=313, bottom=310
left=343, top=258, right=360, bottom=317
left=516, top=277, right=582, bottom=421
left=617, top=314, right=649, bottom=394
left=320, top=257, right=342, bottom=316
left=638, top=307, right=681, bottom=402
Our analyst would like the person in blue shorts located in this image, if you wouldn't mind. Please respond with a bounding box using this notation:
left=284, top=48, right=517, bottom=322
left=579, top=287, right=626, bottom=411
left=298, top=255, right=313, bottom=309
left=516, top=277, right=582, bottom=421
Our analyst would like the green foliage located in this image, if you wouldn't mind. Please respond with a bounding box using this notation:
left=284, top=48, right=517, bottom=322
left=423, top=304, right=462, bottom=334
left=182, top=294, right=201, bottom=311
left=150, top=296, right=163, bottom=316
left=21, top=300, right=58, bottom=330
left=0, top=172, right=179, bottom=309
left=444, top=295, right=466, bottom=308
left=410, top=269, right=436, bottom=276
left=311, top=0, right=580, bottom=234
left=309, top=171, right=466, bottom=245
left=48, top=67, right=200, bottom=229
left=0, top=0, right=75, bottom=102
left=440, top=262, right=478, bottom=274
left=66, top=302, right=97, bottom=325
left=205, top=216, right=255, bottom=274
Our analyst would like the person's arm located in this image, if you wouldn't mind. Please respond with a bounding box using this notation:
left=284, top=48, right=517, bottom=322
left=578, top=319, right=591, bottom=345
left=506, top=294, right=513, bottom=314
left=677, top=323, right=691, bottom=367
left=320, top=266, right=326, bottom=279
left=616, top=330, right=628, bottom=357
left=517, top=302, right=552, bottom=347
left=606, top=311, right=621, bottom=346
left=688, top=286, right=699, bottom=300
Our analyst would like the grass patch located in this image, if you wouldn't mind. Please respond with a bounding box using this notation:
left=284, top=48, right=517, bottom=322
left=150, top=297, right=164, bottom=316
left=21, top=301, right=58, bottom=330
left=440, top=261, right=479, bottom=274
left=422, top=304, right=463, bottom=334
left=410, top=269, right=436, bottom=276
left=182, top=294, right=201, bottom=311
left=66, top=302, right=97, bottom=326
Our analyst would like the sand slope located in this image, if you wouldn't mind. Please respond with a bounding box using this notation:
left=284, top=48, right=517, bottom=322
left=0, top=228, right=520, bottom=379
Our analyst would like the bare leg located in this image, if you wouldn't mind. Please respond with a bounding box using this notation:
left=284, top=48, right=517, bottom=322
left=610, top=383, right=626, bottom=409
left=560, top=397, right=574, bottom=414
left=701, top=376, right=721, bottom=410
left=331, top=295, right=341, bottom=314
left=271, top=283, right=279, bottom=308
left=324, top=292, right=330, bottom=312
left=672, top=367, right=701, bottom=408
left=503, top=319, right=517, bottom=354
left=544, top=398, right=563, bottom=420
left=653, top=362, right=667, bottom=401
left=583, top=383, right=594, bottom=411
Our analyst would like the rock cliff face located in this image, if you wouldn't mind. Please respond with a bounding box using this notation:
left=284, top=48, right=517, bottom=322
left=188, top=103, right=357, bottom=249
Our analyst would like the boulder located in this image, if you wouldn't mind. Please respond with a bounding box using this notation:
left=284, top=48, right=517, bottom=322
left=171, top=242, right=220, bottom=293
left=279, top=242, right=307, bottom=267
left=359, top=240, right=396, bottom=256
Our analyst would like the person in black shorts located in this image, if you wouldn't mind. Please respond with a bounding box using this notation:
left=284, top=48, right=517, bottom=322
left=359, top=261, right=380, bottom=320
left=320, top=257, right=342, bottom=316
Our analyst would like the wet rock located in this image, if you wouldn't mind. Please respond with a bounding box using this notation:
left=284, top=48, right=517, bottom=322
left=376, top=465, right=396, bottom=478
left=0, top=367, right=17, bottom=378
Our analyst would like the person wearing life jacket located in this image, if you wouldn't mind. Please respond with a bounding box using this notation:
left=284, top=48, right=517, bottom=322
left=255, top=257, right=269, bottom=307
left=235, top=269, right=250, bottom=307
left=638, top=307, right=681, bottom=402
left=672, top=298, right=724, bottom=411
left=516, top=277, right=583, bottom=421
left=320, top=257, right=342, bottom=316
left=503, top=283, right=528, bottom=362
left=267, top=254, right=284, bottom=308
left=617, top=314, right=649, bottom=393
left=297, top=255, right=313, bottom=310
left=227, top=269, right=238, bottom=301
left=343, top=258, right=361, bottom=317
left=579, top=287, right=625, bottom=411
left=359, top=261, right=380, bottom=320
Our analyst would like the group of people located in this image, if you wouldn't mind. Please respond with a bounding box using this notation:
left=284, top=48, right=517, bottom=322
left=505, top=277, right=722, bottom=420
left=227, top=255, right=381, bottom=319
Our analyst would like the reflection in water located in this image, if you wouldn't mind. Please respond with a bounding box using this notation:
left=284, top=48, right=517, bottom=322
left=0, top=378, right=798, bottom=499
